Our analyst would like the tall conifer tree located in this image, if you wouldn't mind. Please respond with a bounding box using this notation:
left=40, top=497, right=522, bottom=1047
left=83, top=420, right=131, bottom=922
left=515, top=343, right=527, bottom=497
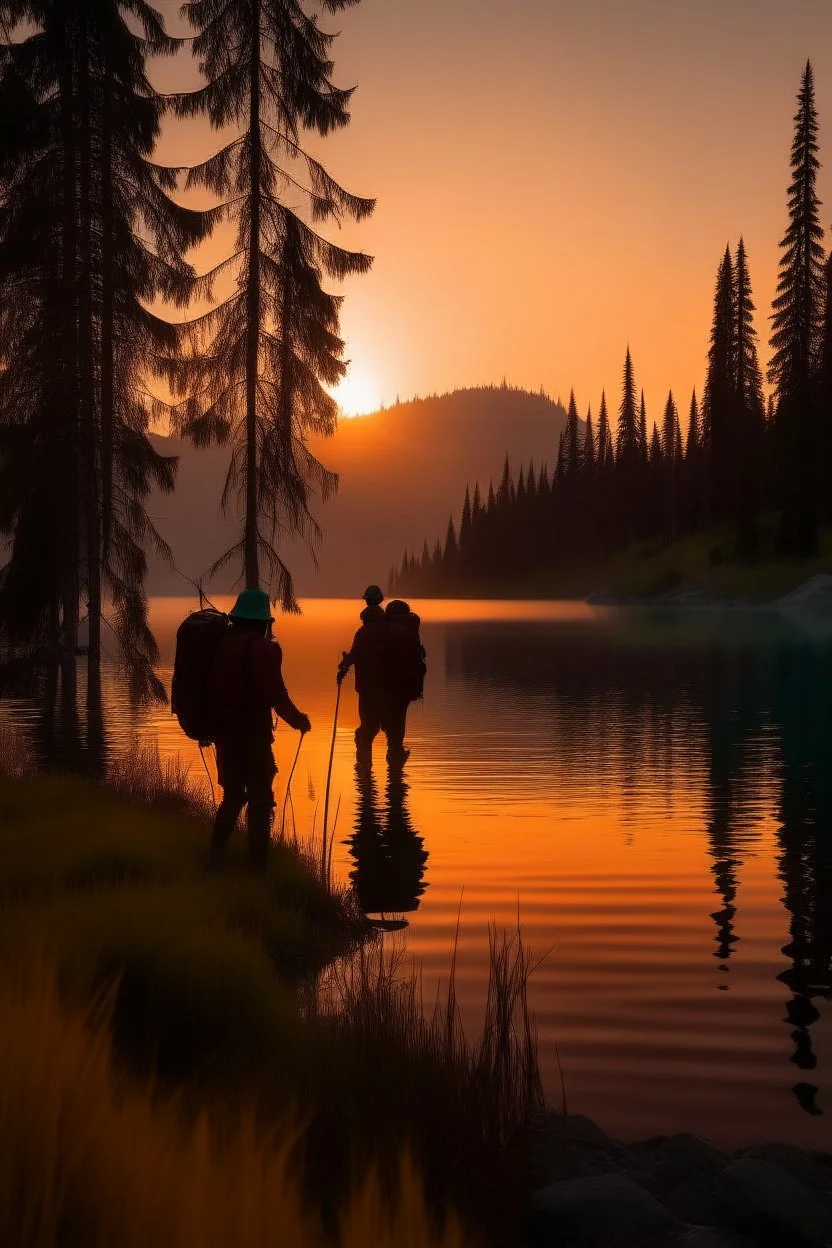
left=0, top=0, right=208, bottom=699
left=597, top=391, right=613, bottom=472
left=703, top=245, right=737, bottom=527
left=661, top=391, right=679, bottom=542
left=734, top=237, right=765, bottom=559
left=818, top=252, right=832, bottom=521
left=564, top=389, right=582, bottom=477
left=583, top=406, right=595, bottom=477
left=768, top=61, right=825, bottom=556
left=175, top=0, right=374, bottom=606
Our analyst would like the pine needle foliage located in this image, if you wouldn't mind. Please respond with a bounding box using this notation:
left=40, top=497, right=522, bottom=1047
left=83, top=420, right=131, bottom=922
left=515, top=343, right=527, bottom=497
left=171, top=0, right=374, bottom=608
left=0, top=0, right=211, bottom=700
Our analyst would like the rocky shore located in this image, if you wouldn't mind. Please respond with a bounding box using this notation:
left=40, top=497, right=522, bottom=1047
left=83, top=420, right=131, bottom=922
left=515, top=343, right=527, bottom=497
left=587, top=572, right=832, bottom=612
left=523, top=1113, right=832, bottom=1247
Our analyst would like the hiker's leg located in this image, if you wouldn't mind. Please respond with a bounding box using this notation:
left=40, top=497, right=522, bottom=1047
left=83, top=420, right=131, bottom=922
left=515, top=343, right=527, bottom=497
left=355, top=692, right=381, bottom=754
left=213, top=739, right=245, bottom=852
left=245, top=736, right=277, bottom=873
left=383, top=700, right=409, bottom=764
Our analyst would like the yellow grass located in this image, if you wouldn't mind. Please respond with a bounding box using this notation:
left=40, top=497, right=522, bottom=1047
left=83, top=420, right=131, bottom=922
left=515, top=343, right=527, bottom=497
left=0, top=958, right=468, bottom=1248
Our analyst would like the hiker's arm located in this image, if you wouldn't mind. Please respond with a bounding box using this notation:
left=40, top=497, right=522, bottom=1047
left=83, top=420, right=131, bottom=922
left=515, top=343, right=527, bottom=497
left=337, top=630, right=361, bottom=681
left=257, top=643, right=309, bottom=732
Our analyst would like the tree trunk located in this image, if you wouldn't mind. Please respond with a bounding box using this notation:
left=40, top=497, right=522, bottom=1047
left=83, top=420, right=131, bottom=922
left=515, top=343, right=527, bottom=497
left=244, top=0, right=262, bottom=591
left=59, top=29, right=79, bottom=654
left=100, top=52, right=114, bottom=561
left=77, top=21, right=101, bottom=672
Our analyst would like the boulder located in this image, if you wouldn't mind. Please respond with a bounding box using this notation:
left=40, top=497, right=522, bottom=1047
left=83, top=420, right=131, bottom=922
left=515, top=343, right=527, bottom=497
left=716, top=1156, right=832, bottom=1245
left=649, top=1134, right=730, bottom=1195
left=528, top=1173, right=675, bottom=1246
left=742, top=1142, right=832, bottom=1199
left=528, top=1113, right=627, bottom=1187
left=663, top=1174, right=722, bottom=1226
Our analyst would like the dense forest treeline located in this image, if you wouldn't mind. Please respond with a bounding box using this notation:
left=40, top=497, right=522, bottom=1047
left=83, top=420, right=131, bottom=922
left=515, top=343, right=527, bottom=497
left=0, top=0, right=370, bottom=699
left=392, top=63, right=832, bottom=599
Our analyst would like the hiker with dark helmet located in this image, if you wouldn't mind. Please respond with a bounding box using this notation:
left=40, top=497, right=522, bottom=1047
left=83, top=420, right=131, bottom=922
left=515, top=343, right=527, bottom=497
left=337, top=585, right=390, bottom=761
left=206, top=589, right=310, bottom=871
left=337, top=588, right=426, bottom=766
left=380, top=598, right=426, bottom=766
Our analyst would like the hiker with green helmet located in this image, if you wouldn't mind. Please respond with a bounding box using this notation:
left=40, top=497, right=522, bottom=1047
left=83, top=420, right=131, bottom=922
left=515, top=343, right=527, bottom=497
left=206, top=589, right=310, bottom=872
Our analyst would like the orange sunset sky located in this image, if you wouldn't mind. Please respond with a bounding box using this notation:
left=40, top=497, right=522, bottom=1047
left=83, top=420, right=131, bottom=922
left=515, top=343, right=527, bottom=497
left=152, top=0, right=832, bottom=424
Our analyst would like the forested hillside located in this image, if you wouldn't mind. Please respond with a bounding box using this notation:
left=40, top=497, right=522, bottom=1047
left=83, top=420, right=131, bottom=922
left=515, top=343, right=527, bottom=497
left=146, top=385, right=568, bottom=596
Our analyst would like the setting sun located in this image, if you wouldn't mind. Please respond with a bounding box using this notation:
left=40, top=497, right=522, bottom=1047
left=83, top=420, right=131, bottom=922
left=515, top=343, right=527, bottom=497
left=331, top=363, right=383, bottom=418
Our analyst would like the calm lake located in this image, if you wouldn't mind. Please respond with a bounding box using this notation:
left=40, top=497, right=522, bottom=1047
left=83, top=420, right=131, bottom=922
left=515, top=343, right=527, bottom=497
left=5, top=597, right=832, bottom=1151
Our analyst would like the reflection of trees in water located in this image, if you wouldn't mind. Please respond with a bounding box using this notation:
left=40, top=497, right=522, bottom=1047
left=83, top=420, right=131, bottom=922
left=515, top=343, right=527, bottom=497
left=1, top=656, right=108, bottom=779
left=700, top=649, right=769, bottom=970
left=770, top=644, right=832, bottom=1115
left=446, top=616, right=832, bottom=1112
left=347, top=765, right=429, bottom=922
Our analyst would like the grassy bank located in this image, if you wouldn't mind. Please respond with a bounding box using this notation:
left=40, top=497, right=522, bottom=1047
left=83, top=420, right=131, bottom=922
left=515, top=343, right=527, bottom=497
left=0, top=961, right=465, bottom=1248
left=0, top=736, right=544, bottom=1245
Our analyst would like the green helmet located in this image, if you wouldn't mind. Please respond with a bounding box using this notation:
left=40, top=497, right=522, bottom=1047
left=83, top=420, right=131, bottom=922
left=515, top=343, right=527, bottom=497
left=363, top=584, right=384, bottom=606
left=229, top=589, right=274, bottom=622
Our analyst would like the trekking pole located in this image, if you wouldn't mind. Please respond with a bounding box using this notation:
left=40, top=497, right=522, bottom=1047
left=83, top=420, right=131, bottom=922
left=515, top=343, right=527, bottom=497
left=321, top=669, right=343, bottom=881
left=279, top=730, right=305, bottom=842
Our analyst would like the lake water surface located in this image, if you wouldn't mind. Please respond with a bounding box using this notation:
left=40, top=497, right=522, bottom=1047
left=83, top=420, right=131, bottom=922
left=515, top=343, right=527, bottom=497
left=5, top=597, right=832, bottom=1151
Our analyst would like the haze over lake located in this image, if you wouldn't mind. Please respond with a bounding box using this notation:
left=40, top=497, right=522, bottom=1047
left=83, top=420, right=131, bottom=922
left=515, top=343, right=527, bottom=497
left=6, top=597, right=831, bottom=1151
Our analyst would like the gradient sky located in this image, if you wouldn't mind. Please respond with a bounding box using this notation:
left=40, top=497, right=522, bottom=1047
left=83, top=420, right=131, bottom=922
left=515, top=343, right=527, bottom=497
left=153, top=0, right=832, bottom=425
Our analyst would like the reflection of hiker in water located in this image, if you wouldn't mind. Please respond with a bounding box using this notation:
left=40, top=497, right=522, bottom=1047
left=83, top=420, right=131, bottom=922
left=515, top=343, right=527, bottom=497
left=348, top=762, right=428, bottom=922
left=338, top=587, right=426, bottom=766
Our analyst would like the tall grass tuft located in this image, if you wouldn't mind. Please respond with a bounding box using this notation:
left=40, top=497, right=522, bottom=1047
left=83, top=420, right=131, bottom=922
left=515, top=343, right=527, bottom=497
left=106, top=740, right=215, bottom=823
left=0, top=959, right=467, bottom=1248
left=301, top=924, right=545, bottom=1237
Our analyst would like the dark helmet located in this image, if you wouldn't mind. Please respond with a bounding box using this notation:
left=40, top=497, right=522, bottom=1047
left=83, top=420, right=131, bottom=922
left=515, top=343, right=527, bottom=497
left=363, top=584, right=384, bottom=606
left=384, top=599, right=410, bottom=618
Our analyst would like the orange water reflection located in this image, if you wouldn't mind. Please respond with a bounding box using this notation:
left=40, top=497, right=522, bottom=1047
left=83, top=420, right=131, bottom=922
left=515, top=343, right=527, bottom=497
left=6, top=598, right=832, bottom=1150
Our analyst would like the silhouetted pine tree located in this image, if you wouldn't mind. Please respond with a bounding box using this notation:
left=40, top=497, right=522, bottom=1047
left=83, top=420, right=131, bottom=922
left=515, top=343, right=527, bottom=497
left=661, top=391, right=680, bottom=542
left=0, top=1, right=208, bottom=699
left=597, top=391, right=613, bottom=472
left=583, top=407, right=595, bottom=477
left=459, top=485, right=473, bottom=560
left=442, top=516, right=458, bottom=585
left=616, top=349, right=640, bottom=466
left=734, top=237, right=765, bottom=560
left=703, top=245, right=737, bottom=528
left=768, top=61, right=825, bottom=556
left=615, top=347, right=640, bottom=543
left=684, top=389, right=703, bottom=533
left=563, top=389, right=582, bottom=478
left=818, top=253, right=832, bottom=521
left=174, top=0, right=374, bottom=606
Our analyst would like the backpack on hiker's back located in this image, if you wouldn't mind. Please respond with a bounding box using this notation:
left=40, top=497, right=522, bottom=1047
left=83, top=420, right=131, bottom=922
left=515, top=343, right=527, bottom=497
left=385, top=601, right=427, bottom=703
left=171, top=608, right=231, bottom=745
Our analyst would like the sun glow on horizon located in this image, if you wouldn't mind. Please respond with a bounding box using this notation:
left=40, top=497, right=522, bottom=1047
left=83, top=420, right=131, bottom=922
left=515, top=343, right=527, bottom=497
left=331, top=363, right=383, bottom=418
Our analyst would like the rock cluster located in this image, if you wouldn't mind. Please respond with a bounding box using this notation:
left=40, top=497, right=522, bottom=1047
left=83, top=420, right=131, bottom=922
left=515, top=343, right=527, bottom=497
left=522, top=1114, right=832, bottom=1247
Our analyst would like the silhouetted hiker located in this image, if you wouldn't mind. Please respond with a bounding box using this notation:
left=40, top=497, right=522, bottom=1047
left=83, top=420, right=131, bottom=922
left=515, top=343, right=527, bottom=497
left=206, top=589, right=310, bottom=872
left=380, top=599, right=426, bottom=766
left=337, top=584, right=394, bottom=762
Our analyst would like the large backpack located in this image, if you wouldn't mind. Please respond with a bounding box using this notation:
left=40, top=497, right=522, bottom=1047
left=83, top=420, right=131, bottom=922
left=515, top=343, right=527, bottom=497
left=387, top=611, right=427, bottom=703
left=171, top=608, right=230, bottom=744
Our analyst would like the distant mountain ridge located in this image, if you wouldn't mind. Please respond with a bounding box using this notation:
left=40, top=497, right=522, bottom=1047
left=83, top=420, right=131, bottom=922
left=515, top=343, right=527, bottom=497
left=146, top=385, right=568, bottom=597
